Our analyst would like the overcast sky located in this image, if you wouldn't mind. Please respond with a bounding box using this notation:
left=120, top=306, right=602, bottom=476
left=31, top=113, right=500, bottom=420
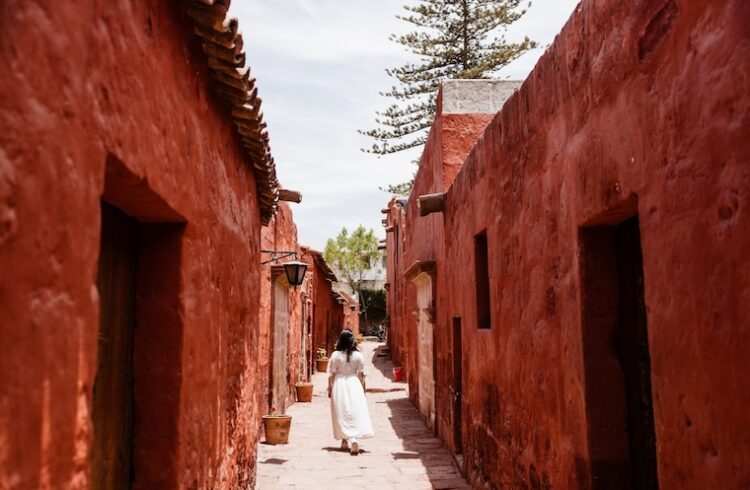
left=230, top=0, right=580, bottom=249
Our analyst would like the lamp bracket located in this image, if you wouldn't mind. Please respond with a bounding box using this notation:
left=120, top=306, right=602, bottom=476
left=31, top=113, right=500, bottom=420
left=261, top=249, right=298, bottom=265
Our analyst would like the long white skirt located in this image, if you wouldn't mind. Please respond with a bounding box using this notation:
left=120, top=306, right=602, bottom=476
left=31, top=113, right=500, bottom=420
left=331, top=373, right=374, bottom=440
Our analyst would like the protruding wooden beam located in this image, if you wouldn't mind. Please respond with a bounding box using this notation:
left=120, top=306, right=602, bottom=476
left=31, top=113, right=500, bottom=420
left=278, top=189, right=302, bottom=203
left=381, top=208, right=390, bottom=214
left=418, top=192, right=446, bottom=217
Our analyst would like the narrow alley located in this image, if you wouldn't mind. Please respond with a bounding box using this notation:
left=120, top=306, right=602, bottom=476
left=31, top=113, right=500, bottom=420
left=256, top=342, right=470, bottom=490
left=2, top=1, right=749, bottom=489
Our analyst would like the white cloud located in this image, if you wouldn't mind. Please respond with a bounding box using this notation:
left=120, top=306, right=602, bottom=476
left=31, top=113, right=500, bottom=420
left=229, top=0, right=579, bottom=249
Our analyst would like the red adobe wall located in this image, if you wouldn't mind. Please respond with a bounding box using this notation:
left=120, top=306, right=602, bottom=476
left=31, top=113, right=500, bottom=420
left=385, top=88, right=501, bottom=404
left=0, top=1, right=274, bottom=488
left=384, top=198, right=417, bottom=390
left=384, top=197, right=408, bottom=368
left=259, top=203, right=308, bottom=411
left=337, top=290, right=361, bottom=335
left=302, top=249, right=340, bottom=359
left=434, top=1, right=750, bottom=488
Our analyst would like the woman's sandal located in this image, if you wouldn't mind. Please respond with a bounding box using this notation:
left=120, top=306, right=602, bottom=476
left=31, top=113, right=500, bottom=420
left=350, top=441, right=359, bottom=455
left=340, top=440, right=349, bottom=450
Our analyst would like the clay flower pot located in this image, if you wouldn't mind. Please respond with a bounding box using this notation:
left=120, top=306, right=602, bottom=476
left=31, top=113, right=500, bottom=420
left=295, top=383, right=313, bottom=402
left=262, top=415, right=292, bottom=445
left=316, top=359, right=329, bottom=372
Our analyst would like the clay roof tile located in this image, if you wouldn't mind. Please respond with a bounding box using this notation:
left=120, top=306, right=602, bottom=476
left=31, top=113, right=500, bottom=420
left=185, top=0, right=279, bottom=224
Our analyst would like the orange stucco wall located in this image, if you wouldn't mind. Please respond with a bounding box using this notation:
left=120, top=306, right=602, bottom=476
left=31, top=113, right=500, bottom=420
left=0, top=1, right=270, bottom=488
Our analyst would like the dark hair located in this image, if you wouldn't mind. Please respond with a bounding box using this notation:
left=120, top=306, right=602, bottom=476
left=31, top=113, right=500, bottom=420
left=335, top=329, right=358, bottom=362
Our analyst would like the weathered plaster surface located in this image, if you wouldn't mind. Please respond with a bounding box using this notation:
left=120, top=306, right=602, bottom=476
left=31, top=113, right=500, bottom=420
left=386, top=81, right=517, bottom=411
left=302, top=249, right=342, bottom=357
left=387, top=1, right=750, bottom=488
left=260, top=203, right=308, bottom=413
left=441, top=80, right=522, bottom=114
left=0, top=1, right=272, bottom=488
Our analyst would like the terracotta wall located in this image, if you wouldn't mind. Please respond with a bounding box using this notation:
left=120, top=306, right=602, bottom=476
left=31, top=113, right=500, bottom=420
left=384, top=85, right=501, bottom=405
left=337, top=291, right=361, bottom=335
left=259, top=203, right=309, bottom=412
left=0, top=1, right=275, bottom=488
left=384, top=198, right=408, bottom=370
left=386, top=0, right=750, bottom=489
left=302, top=249, right=339, bottom=358
left=344, top=298, right=360, bottom=335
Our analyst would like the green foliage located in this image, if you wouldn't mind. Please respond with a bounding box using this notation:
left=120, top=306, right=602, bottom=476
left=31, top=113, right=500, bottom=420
left=360, top=289, right=387, bottom=334
left=361, top=0, right=537, bottom=192
left=380, top=174, right=416, bottom=195
left=316, top=348, right=328, bottom=361
left=324, top=226, right=383, bottom=295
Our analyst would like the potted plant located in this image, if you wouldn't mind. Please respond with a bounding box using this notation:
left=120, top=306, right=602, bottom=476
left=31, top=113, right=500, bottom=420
left=262, top=407, right=292, bottom=445
left=316, top=348, right=329, bottom=372
left=295, top=381, right=313, bottom=402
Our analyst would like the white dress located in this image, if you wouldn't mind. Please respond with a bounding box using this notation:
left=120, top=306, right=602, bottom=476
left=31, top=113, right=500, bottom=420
left=327, top=350, right=374, bottom=441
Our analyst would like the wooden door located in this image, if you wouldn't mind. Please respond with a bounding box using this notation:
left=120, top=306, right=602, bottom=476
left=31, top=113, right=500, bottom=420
left=92, top=202, right=138, bottom=490
left=305, top=313, right=312, bottom=379
left=300, top=301, right=307, bottom=380
left=581, top=216, right=658, bottom=490
left=415, top=275, right=435, bottom=429
left=271, top=280, right=290, bottom=413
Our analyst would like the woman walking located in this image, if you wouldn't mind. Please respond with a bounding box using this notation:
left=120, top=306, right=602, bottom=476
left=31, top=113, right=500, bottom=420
left=327, top=329, right=374, bottom=454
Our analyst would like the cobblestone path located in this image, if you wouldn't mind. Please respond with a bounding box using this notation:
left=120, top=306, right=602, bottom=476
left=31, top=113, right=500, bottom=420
left=255, top=342, right=471, bottom=489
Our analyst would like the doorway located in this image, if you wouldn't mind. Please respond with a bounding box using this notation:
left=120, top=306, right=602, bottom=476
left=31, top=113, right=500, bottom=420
left=306, top=314, right=312, bottom=379
left=271, top=278, right=290, bottom=412
left=414, top=274, right=435, bottom=429
left=92, top=203, right=137, bottom=489
left=580, top=216, right=658, bottom=489
left=300, top=300, right=307, bottom=380
left=94, top=156, right=185, bottom=488
left=451, top=317, right=463, bottom=453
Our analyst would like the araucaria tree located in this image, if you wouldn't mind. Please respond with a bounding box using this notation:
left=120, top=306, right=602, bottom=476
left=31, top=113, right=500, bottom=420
left=361, top=0, right=536, bottom=192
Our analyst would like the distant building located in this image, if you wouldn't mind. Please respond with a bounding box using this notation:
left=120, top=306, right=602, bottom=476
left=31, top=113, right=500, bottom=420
left=333, top=256, right=387, bottom=296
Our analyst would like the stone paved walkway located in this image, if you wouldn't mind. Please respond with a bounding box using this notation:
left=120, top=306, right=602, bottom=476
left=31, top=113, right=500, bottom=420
left=255, top=342, right=470, bottom=489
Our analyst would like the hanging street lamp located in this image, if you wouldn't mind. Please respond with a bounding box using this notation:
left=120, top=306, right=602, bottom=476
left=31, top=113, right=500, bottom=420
left=260, top=249, right=308, bottom=287
left=282, top=260, right=308, bottom=287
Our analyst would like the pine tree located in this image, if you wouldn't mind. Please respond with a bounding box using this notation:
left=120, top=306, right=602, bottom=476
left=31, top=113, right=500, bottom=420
left=362, top=0, right=536, bottom=193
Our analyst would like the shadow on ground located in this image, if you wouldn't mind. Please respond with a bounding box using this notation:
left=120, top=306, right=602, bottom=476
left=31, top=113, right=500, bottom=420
left=384, top=397, right=468, bottom=489
left=368, top=343, right=407, bottom=385
left=366, top=343, right=469, bottom=489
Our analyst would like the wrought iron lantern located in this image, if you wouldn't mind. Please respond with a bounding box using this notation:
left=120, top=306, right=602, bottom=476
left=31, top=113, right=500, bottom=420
left=282, top=260, right=308, bottom=287
left=261, top=249, right=308, bottom=287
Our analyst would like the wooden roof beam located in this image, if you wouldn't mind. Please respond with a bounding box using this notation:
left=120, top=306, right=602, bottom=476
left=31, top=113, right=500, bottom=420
left=278, top=189, right=302, bottom=203
left=418, top=192, right=446, bottom=217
